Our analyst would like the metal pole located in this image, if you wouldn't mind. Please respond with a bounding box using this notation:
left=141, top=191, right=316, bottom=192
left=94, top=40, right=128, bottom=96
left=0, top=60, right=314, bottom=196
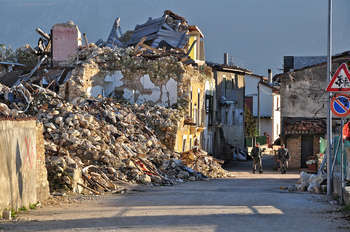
left=341, top=118, right=344, bottom=204
left=326, top=0, right=333, bottom=197
left=257, top=82, right=261, bottom=136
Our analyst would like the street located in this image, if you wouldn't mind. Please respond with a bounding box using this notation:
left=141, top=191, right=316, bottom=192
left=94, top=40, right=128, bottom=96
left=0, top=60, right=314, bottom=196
left=1, top=156, right=348, bottom=232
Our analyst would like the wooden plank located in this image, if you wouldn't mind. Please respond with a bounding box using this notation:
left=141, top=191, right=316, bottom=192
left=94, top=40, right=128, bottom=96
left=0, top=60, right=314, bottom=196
left=135, top=37, right=147, bottom=50
left=77, top=183, right=100, bottom=195
left=141, top=43, right=160, bottom=54
left=83, top=33, right=89, bottom=47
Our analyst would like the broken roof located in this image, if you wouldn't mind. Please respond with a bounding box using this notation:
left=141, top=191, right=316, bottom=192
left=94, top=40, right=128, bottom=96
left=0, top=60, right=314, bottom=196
left=207, top=61, right=251, bottom=74
left=188, top=25, right=204, bottom=38
left=127, top=10, right=189, bottom=49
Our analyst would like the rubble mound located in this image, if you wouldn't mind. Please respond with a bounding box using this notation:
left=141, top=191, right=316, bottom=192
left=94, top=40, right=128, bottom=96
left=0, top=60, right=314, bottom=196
left=181, top=148, right=234, bottom=178
left=0, top=83, right=232, bottom=194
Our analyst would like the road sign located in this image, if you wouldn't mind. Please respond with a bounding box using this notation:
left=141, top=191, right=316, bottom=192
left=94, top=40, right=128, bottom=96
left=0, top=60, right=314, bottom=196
left=326, top=63, right=350, bottom=92
left=330, top=94, right=350, bottom=117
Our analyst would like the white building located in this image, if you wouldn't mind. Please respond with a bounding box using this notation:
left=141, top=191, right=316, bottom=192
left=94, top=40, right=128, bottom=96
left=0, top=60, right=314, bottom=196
left=245, top=73, right=281, bottom=144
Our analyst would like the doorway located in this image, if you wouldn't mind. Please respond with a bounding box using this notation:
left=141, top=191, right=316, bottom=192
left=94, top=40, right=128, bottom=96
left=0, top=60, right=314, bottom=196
left=301, top=135, right=314, bottom=168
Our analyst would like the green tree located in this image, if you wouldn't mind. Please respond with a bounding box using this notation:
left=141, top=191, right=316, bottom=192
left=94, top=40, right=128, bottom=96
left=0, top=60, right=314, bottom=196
left=244, top=106, right=257, bottom=137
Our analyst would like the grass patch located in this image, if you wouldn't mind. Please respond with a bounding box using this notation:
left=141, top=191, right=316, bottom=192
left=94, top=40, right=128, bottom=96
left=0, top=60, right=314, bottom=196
left=19, top=206, right=27, bottom=211
left=29, top=203, right=37, bottom=210
left=10, top=209, right=17, bottom=218
left=342, top=204, right=350, bottom=213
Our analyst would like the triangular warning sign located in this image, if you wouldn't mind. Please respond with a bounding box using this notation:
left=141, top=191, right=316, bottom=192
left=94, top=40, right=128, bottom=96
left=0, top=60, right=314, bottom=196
left=326, top=63, right=350, bottom=92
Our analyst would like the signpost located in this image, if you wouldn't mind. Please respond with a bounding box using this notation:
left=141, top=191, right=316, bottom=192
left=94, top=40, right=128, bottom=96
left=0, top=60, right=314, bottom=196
left=326, top=63, right=350, bottom=92
left=326, top=61, right=350, bottom=203
left=326, top=0, right=333, bottom=198
left=330, top=94, right=350, bottom=117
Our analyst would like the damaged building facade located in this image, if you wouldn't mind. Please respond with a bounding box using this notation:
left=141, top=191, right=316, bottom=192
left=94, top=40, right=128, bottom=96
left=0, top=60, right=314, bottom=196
left=208, top=57, right=251, bottom=159
left=56, top=11, right=215, bottom=155
left=60, top=49, right=213, bottom=154
left=275, top=52, right=350, bottom=169
left=0, top=11, right=236, bottom=198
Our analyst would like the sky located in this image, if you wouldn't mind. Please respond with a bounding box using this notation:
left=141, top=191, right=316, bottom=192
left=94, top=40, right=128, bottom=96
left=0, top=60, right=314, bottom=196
left=0, top=0, right=349, bottom=76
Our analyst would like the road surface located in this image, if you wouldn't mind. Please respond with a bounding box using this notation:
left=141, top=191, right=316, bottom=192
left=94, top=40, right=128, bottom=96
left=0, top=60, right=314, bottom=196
left=1, top=156, right=348, bottom=232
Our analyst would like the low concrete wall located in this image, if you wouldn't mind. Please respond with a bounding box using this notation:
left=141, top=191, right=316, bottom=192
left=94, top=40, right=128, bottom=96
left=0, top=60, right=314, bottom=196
left=0, top=120, right=49, bottom=215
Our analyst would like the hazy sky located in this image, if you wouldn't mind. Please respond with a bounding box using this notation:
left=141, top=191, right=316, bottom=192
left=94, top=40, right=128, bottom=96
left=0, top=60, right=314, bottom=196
left=0, top=0, right=349, bottom=75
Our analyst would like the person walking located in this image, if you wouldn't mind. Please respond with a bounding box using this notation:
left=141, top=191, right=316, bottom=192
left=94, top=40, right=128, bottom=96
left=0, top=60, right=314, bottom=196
left=251, top=143, right=263, bottom=174
left=277, top=144, right=290, bottom=174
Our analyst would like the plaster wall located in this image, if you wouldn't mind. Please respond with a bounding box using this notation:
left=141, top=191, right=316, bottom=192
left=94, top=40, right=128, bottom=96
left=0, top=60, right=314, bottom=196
left=90, top=71, right=178, bottom=107
left=52, top=23, right=82, bottom=66
left=280, top=60, right=348, bottom=118
left=260, top=118, right=273, bottom=142
left=215, top=70, right=245, bottom=149
left=272, top=94, right=281, bottom=142
left=0, top=120, right=49, bottom=215
left=245, top=75, right=273, bottom=117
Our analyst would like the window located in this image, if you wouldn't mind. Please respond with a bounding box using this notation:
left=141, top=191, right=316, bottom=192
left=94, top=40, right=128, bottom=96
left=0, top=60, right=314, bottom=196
left=235, top=74, right=239, bottom=88
left=189, top=138, right=192, bottom=149
left=205, top=94, right=213, bottom=126
left=197, top=91, right=201, bottom=126
left=194, top=107, right=197, bottom=124
left=232, top=110, right=235, bottom=126
left=182, top=138, right=187, bottom=152
left=190, top=89, right=193, bottom=118
left=276, top=97, right=280, bottom=111
left=232, top=79, right=234, bottom=89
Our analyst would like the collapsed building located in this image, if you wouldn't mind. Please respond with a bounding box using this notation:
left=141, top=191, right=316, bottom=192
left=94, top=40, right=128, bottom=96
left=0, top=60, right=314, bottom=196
left=0, top=11, right=234, bottom=198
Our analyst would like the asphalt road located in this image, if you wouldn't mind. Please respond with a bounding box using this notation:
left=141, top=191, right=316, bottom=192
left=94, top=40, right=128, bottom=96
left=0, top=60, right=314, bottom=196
left=1, top=156, right=349, bottom=232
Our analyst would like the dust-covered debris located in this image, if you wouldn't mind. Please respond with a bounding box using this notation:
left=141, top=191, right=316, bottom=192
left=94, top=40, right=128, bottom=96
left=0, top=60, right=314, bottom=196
left=0, top=82, right=229, bottom=194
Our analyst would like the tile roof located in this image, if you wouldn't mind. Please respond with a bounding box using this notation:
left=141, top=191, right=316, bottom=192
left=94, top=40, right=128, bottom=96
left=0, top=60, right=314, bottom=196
left=285, top=119, right=326, bottom=135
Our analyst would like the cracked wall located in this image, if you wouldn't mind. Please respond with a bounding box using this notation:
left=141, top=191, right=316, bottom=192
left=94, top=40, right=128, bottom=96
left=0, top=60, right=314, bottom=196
left=281, top=59, right=350, bottom=118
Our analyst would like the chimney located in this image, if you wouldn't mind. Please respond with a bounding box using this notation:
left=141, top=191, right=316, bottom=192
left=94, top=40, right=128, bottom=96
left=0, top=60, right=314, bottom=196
left=224, top=53, right=229, bottom=65
left=268, top=69, right=273, bottom=85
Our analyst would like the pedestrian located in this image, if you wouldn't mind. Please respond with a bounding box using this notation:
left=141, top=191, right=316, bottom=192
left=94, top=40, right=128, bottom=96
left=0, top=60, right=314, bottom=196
left=250, top=143, right=263, bottom=174
left=277, top=144, right=290, bottom=174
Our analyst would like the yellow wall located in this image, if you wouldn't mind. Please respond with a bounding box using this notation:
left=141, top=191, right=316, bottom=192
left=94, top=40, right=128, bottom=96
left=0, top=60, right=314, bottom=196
left=174, top=78, right=206, bottom=153
left=188, top=35, right=197, bottom=60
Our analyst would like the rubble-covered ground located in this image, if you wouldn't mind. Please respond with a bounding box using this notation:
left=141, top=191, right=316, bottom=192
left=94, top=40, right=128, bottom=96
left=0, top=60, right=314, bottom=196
left=0, top=82, right=234, bottom=195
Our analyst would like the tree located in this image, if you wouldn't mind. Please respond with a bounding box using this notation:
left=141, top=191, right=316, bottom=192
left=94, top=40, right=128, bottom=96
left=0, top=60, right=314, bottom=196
left=244, top=106, right=257, bottom=137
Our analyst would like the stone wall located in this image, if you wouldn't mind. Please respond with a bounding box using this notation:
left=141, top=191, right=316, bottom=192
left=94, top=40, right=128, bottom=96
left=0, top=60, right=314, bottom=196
left=287, top=135, right=301, bottom=169
left=280, top=59, right=349, bottom=118
left=62, top=49, right=213, bottom=153
left=0, top=120, right=49, bottom=215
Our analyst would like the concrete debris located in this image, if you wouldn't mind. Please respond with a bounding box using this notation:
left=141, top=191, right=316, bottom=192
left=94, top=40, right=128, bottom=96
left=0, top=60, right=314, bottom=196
left=288, top=171, right=326, bottom=194
left=0, top=11, right=230, bottom=195
left=181, top=148, right=234, bottom=178
left=0, top=82, right=228, bottom=194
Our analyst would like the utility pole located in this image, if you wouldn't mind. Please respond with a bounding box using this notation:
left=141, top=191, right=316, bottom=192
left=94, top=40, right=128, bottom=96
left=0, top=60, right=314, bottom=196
left=326, top=0, right=333, bottom=197
left=257, top=82, right=261, bottom=136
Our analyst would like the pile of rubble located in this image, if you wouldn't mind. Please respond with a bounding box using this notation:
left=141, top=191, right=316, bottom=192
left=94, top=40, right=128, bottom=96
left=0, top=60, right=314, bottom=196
left=181, top=148, right=234, bottom=178
left=0, top=83, right=231, bottom=194
left=288, top=171, right=326, bottom=194
left=0, top=10, right=234, bottom=195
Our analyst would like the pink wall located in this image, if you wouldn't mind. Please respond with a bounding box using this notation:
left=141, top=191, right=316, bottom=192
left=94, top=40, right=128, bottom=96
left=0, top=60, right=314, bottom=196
left=52, top=24, right=81, bottom=65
